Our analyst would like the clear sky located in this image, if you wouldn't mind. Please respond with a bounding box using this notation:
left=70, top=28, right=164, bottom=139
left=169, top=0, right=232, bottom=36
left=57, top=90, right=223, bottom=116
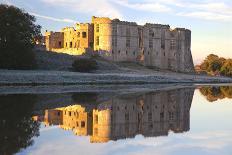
left=1, top=0, right=232, bottom=64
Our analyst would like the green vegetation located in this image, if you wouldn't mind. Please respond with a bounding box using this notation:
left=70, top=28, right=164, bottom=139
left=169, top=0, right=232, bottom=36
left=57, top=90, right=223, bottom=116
left=0, top=4, right=41, bottom=69
left=199, top=86, right=232, bottom=102
left=197, top=54, right=232, bottom=77
left=72, top=58, right=98, bottom=72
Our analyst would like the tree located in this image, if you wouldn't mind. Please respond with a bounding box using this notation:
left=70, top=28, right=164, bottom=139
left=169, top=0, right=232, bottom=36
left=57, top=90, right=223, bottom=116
left=0, top=4, right=41, bottom=69
left=0, top=94, right=40, bottom=154
left=220, top=59, right=232, bottom=76
left=198, top=54, right=231, bottom=77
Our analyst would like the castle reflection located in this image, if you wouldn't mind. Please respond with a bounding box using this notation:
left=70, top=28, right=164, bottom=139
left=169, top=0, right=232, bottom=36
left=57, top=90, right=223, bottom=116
left=33, top=88, right=194, bottom=143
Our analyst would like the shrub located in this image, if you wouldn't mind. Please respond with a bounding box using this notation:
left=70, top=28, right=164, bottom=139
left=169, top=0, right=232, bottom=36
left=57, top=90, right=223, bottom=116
left=72, top=58, right=97, bottom=72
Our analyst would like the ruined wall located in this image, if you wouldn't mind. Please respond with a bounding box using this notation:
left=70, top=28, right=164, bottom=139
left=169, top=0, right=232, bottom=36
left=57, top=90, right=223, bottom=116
left=45, top=31, right=64, bottom=51
left=44, top=16, right=194, bottom=73
left=44, top=23, right=93, bottom=55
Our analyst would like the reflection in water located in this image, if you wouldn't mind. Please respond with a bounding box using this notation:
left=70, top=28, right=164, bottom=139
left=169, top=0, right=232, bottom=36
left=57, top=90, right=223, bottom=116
left=34, top=88, right=194, bottom=143
left=199, top=86, right=232, bottom=102
left=0, top=95, right=40, bottom=155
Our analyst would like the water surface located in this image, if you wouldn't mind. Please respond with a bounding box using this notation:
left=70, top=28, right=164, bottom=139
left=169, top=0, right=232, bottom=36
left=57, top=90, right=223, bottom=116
left=1, top=85, right=232, bottom=155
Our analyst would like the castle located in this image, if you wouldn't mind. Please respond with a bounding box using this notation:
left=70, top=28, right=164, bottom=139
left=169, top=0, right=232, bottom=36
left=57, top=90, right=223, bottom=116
left=34, top=88, right=194, bottom=143
left=45, top=16, right=194, bottom=72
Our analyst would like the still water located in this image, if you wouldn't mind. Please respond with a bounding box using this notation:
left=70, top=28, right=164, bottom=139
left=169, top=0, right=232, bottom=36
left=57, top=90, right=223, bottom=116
left=1, top=85, right=232, bottom=155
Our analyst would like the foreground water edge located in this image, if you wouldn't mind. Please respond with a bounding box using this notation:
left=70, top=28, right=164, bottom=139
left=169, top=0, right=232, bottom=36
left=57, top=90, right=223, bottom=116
left=0, top=84, right=232, bottom=155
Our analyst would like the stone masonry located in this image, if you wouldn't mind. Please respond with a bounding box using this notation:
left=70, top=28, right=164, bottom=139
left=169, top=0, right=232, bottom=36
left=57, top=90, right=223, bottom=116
left=45, top=16, right=194, bottom=73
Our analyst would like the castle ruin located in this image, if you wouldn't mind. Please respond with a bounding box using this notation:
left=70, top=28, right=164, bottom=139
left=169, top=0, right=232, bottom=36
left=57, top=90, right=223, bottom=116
left=45, top=16, right=194, bottom=72
left=34, top=88, right=194, bottom=143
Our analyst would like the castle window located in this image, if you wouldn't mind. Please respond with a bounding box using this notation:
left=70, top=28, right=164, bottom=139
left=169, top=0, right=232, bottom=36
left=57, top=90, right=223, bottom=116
left=149, top=39, right=153, bottom=48
left=77, top=32, right=80, bottom=37
left=169, top=112, right=174, bottom=120
left=161, top=30, right=165, bottom=49
left=149, top=29, right=154, bottom=37
left=81, top=121, right=85, bottom=128
left=118, top=50, right=120, bottom=54
left=69, top=111, right=71, bottom=116
left=148, top=51, right=150, bottom=55
left=126, top=51, right=128, bottom=55
left=126, top=38, right=130, bottom=47
left=69, top=42, right=72, bottom=48
left=57, top=112, right=60, bottom=116
left=94, top=115, right=98, bottom=124
left=170, top=40, right=176, bottom=50
left=58, top=41, right=62, bottom=47
left=96, top=36, right=99, bottom=45
left=112, top=50, right=114, bottom=54
left=76, top=122, right=79, bottom=127
left=161, top=41, right=165, bottom=49
left=143, top=50, right=144, bottom=55
left=96, top=24, right=99, bottom=32
left=66, top=42, right=67, bottom=47
left=125, top=113, right=129, bottom=121
left=148, top=112, right=152, bottom=122
left=149, top=123, right=153, bottom=129
left=82, top=32, right=87, bottom=38
left=160, top=112, right=164, bottom=119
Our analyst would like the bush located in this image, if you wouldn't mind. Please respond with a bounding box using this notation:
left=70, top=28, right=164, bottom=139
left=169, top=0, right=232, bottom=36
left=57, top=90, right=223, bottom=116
left=0, top=4, right=41, bottom=69
left=72, top=58, right=97, bottom=72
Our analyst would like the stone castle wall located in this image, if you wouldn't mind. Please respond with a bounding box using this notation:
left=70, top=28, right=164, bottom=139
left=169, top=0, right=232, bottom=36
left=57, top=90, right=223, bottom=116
left=44, top=16, right=194, bottom=73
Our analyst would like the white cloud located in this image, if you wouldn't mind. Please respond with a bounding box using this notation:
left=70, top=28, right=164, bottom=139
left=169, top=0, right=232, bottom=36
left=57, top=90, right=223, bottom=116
left=115, top=0, right=172, bottom=13
left=40, top=0, right=122, bottom=19
left=175, top=1, right=232, bottom=22
left=177, top=11, right=232, bottom=22
left=116, top=0, right=232, bottom=22
left=1, top=0, right=14, bottom=5
left=30, top=12, right=77, bottom=23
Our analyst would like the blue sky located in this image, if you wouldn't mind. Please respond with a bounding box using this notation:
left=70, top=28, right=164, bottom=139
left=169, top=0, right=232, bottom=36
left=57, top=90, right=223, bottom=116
left=1, top=0, right=232, bottom=64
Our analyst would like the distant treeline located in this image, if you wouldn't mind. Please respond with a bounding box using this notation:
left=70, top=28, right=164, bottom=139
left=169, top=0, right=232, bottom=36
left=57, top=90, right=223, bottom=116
left=199, top=86, right=232, bottom=102
left=195, top=54, right=232, bottom=77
